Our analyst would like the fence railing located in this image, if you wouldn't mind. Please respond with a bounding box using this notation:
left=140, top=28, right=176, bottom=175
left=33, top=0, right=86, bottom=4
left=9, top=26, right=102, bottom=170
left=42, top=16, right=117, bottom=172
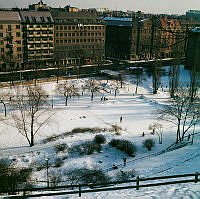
left=1, top=172, right=199, bottom=198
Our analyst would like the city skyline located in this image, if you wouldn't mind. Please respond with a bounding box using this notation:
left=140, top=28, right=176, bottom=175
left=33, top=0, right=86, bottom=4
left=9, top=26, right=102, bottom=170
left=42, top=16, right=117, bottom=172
left=0, top=0, right=200, bottom=15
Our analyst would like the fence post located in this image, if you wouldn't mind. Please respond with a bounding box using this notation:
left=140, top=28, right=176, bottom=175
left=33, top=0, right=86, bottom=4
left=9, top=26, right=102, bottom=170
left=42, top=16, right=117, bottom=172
left=79, top=185, right=81, bottom=197
left=136, top=176, right=140, bottom=190
left=195, top=172, right=198, bottom=183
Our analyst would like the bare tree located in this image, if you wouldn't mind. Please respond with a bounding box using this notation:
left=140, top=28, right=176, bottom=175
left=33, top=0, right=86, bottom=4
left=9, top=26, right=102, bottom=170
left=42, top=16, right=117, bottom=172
left=133, top=70, right=145, bottom=94
left=56, top=81, right=80, bottom=106
left=152, top=59, right=162, bottom=94
left=0, top=90, right=10, bottom=117
left=110, top=80, right=121, bottom=97
left=148, top=122, right=163, bottom=144
left=84, top=79, right=101, bottom=101
left=189, top=68, right=199, bottom=103
left=169, top=65, right=179, bottom=98
left=1, top=85, right=54, bottom=147
left=155, top=88, right=200, bottom=143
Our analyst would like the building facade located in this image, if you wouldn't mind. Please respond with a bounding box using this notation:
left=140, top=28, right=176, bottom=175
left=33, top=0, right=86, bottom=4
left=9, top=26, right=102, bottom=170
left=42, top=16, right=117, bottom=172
left=186, top=27, right=200, bottom=69
left=19, top=11, right=54, bottom=68
left=0, top=11, right=23, bottom=71
left=104, top=17, right=159, bottom=61
left=52, top=11, right=105, bottom=65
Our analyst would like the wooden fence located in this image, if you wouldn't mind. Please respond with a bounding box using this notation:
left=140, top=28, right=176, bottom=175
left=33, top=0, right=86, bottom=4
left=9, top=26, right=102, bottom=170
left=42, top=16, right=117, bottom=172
left=1, top=172, right=199, bottom=198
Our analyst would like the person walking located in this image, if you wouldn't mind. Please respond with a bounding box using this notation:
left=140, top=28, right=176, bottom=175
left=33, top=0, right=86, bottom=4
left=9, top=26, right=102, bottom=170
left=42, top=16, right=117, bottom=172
left=123, top=157, right=126, bottom=167
left=120, top=116, right=122, bottom=123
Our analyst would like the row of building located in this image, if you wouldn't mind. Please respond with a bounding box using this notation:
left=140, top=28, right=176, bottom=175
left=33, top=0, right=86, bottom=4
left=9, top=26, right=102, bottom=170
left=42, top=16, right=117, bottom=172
left=0, top=1, right=200, bottom=71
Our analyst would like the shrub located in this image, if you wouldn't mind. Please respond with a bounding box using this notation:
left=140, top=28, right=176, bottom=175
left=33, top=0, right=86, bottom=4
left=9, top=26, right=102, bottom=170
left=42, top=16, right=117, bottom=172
left=54, top=143, right=68, bottom=153
left=143, top=139, right=155, bottom=151
left=0, top=162, right=32, bottom=192
left=54, top=157, right=64, bottom=168
left=109, top=139, right=137, bottom=156
left=94, top=134, right=106, bottom=144
left=49, top=169, right=63, bottom=187
left=110, top=125, right=122, bottom=135
left=115, top=169, right=137, bottom=181
left=43, top=134, right=61, bottom=144
left=70, top=141, right=102, bottom=155
left=65, top=168, right=110, bottom=185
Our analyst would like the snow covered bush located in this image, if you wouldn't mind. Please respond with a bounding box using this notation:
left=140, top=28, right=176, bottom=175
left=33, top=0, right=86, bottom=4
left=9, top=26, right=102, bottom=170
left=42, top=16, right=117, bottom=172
left=115, top=169, right=137, bottom=181
left=110, top=125, right=122, bottom=135
left=143, top=139, right=155, bottom=151
left=94, top=134, right=106, bottom=144
left=54, top=143, right=68, bottom=153
left=109, top=139, right=137, bottom=156
left=54, top=157, right=64, bottom=168
left=70, top=141, right=102, bottom=155
left=65, top=168, right=110, bottom=185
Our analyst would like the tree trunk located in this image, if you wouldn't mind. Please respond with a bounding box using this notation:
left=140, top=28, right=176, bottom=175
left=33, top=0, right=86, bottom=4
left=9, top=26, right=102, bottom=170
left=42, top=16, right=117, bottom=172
left=91, top=91, right=94, bottom=101
left=30, top=115, right=34, bottom=147
left=65, top=96, right=68, bottom=106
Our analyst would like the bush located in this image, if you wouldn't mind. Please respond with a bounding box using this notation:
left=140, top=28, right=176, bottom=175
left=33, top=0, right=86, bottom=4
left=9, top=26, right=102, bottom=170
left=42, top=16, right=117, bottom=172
left=94, top=134, right=106, bottom=144
left=109, top=139, right=137, bottom=156
left=143, top=139, right=155, bottom=151
left=115, top=169, right=137, bottom=181
left=65, top=168, right=110, bottom=185
left=54, top=143, right=68, bottom=153
left=49, top=169, right=63, bottom=187
left=43, top=134, right=61, bottom=144
left=0, top=162, right=32, bottom=192
left=110, top=125, right=122, bottom=135
left=54, top=157, right=64, bottom=168
left=70, top=141, right=102, bottom=155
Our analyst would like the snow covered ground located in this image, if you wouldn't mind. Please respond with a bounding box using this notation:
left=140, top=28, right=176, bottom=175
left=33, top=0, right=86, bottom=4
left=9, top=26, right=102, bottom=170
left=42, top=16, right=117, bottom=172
left=0, top=65, right=199, bottom=199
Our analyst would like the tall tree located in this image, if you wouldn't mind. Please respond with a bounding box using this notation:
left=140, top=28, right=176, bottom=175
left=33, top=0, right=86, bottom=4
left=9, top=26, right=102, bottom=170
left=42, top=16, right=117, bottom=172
left=1, top=85, right=54, bottom=147
left=155, top=88, right=200, bottom=143
left=56, top=81, right=79, bottom=106
left=169, top=65, right=179, bottom=98
left=84, top=79, right=101, bottom=101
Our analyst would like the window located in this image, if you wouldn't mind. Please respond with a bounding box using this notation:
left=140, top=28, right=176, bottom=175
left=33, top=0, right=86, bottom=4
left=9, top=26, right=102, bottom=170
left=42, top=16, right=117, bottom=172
left=47, top=17, right=52, bottom=23
left=0, top=33, right=3, bottom=37
left=8, top=25, right=11, bottom=31
left=56, top=40, right=59, bottom=43
left=64, top=33, right=67, bottom=36
left=16, top=40, right=21, bottom=44
left=17, top=47, right=21, bottom=52
left=40, top=17, right=45, bottom=22
left=68, top=33, right=71, bottom=36
left=60, top=40, right=63, bottom=43
left=56, top=33, right=59, bottom=37
left=16, top=32, right=21, bottom=37
left=68, top=26, right=71, bottom=30
left=32, top=17, right=36, bottom=23
left=1, top=48, right=4, bottom=53
left=76, top=39, right=79, bottom=42
left=60, top=33, right=63, bottom=37
left=60, top=26, right=63, bottom=30
left=56, top=26, right=58, bottom=30
left=0, top=25, right=3, bottom=29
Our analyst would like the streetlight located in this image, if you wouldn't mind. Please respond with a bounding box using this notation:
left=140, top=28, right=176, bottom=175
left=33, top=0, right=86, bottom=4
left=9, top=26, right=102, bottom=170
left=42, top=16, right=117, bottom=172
left=45, top=158, right=50, bottom=187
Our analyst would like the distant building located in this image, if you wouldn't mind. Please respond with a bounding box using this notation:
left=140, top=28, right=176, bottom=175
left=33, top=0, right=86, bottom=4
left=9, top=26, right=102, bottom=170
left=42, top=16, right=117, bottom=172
left=186, top=27, right=200, bottom=69
left=104, top=17, right=159, bottom=61
left=29, top=0, right=49, bottom=11
left=51, top=11, right=105, bottom=65
left=186, top=10, right=200, bottom=20
left=159, top=18, right=183, bottom=58
left=0, top=11, right=23, bottom=70
left=20, top=11, right=54, bottom=68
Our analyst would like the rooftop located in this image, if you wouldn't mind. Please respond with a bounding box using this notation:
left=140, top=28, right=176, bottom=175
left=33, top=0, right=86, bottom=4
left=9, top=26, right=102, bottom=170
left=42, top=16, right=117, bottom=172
left=0, top=11, right=21, bottom=22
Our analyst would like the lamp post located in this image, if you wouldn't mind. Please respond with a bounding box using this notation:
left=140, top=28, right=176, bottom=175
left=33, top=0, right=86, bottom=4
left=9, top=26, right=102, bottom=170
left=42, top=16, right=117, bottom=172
left=45, top=158, right=50, bottom=187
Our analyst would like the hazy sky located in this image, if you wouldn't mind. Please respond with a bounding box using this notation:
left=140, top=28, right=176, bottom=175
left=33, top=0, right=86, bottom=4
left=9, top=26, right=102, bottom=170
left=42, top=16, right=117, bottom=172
left=0, top=0, right=199, bottom=14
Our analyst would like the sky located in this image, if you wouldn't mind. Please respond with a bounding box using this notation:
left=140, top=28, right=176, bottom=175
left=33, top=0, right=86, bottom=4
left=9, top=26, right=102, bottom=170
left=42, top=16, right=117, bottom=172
left=0, top=0, right=200, bottom=15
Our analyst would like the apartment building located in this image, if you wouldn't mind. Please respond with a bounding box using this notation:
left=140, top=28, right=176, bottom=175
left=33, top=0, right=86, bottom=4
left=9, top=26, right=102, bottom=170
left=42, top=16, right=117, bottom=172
left=0, top=11, right=23, bottom=71
left=51, top=11, right=105, bottom=65
left=19, top=11, right=54, bottom=68
left=104, top=17, right=157, bottom=61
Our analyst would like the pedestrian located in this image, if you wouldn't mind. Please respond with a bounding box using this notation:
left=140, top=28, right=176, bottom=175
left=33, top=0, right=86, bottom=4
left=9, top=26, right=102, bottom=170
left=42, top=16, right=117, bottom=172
left=142, top=132, right=145, bottom=137
left=123, top=157, right=126, bottom=167
left=188, top=134, right=191, bottom=141
left=120, top=116, right=122, bottom=123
